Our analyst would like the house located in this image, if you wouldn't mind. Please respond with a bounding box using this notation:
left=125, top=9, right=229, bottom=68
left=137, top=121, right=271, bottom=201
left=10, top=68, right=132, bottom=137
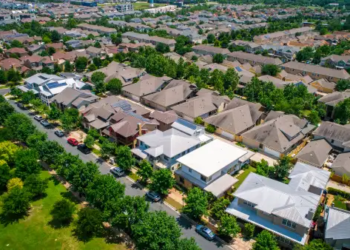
left=242, top=114, right=315, bottom=158
left=77, top=23, right=115, bottom=35
left=86, top=46, right=105, bottom=58
left=253, top=27, right=314, bottom=43
left=192, top=45, right=230, bottom=57
left=121, top=75, right=171, bottom=102
left=309, top=78, right=336, bottom=93
left=227, top=51, right=283, bottom=66
left=149, top=110, right=178, bottom=131
left=52, top=88, right=98, bottom=111
left=296, top=139, right=332, bottom=168
left=0, top=58, right=25, bottom=72
left=171, top=89, right=229, bottom=122
left=175, top=139, right=253, bottom=197
left=321, top=55, right=350, bottom=69
left=318, top=91, right=350, bottom=119
left=226, top=162, right=330, bottom=248
left=324, top=206, right=350, bottom=250
left=331, top=152, right=350, bottom=177
left=122, top=32, right=176, bottom=50
left=5, top=47, right=27, bottom=57
left=231, top=40, right=262, bottom=54
left=21, top=55, right=54, bottom=71
left=313, top=122, right=350, bottom=152
left=281, top=61, right=350, bottom=83
left=141, top=80, right=197, bottom=111
left=45, top=43, right=65, bottom=51
left=132, top=119, right=212, bottom=171
left=204, top=97, right=263, bottom=141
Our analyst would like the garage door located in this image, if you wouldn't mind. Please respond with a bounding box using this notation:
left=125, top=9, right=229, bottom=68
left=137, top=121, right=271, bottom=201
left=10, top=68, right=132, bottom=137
left=264, top=147, right=280, bottom=158
left=219, top=130, right=234, bottom=141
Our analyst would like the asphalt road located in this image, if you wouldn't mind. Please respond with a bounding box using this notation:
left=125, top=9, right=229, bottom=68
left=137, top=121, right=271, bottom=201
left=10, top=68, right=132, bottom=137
left=1, top=89, right=230, bottom=250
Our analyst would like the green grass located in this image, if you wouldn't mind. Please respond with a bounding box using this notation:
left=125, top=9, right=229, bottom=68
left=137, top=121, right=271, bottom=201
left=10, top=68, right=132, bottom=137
left=165, top=196, right=183, bottom=211
left=92, top=148, right=101, bottom=157
left=127, top=172, right=139, bottom=182
left=133, top=2, right=167, bottom=10
left=233, top=166, right=256, bottom=189
left=0, top=171, right=127, bottom=250
left=334, top=196, right=349, bottom=210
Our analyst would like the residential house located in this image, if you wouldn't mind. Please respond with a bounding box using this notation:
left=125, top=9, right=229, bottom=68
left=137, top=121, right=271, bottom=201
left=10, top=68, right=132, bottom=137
left=175, top=139, right=253, bottom=197
left=5, top=47, right=27, bottom=57
left=122, top=32, right=176, bottom=50
left=204, top=97, right=264, bottom=141
left=77, top=23, right=115, bottom=35
left=313, top=122, right=350, bottom=152
left=226, top=162, right=330, bottom=248
left=121, top=75, right=171, bottom=102
left=318, top=91, right=350, bottom=119
left=45, top=43, right=65, bottom=51
left=296, top=139, right=332, bottom=168
left=309, top=78, right=336, bottom=93
left=132, top=119, right=212, bottom=171
left=331, top=152, right=350, bottom=177
left=281, top=61, right=350, bottom=83
left=52, top=87, right=98, bottom=111
left=149, top=110, right=178, bottom=131
left=115, top=3, right=133, bottom=13
left=21, top=55, right=54, bottom=71
left=231, top=40, right=262, bottom=53
left=86, top=46, right=105, bottom=58
left=242, top=114, right=315, bottom=158
left=227, top=51, right=283, bottom=66
left=0, top=58, right=27, bottom=72
left=324, top=206, right=350, bottom=250
left=320, top=55, right=350, bottom=69
left=141, top=80, right=197, bottom=111
left=253, top=27, right=314, bottom=43
left=171, top=89, right=230, bottom=122
left=192, top=45, right=230, bottom=57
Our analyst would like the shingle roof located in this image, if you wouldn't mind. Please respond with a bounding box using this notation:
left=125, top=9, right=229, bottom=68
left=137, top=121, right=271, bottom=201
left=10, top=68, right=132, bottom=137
left=121, top=75, right=170, bottom=97
left=313, top=122, right=350, bottom=144
left=228, top=51, right=283, bottom=65
left=149, top=110, right=178, bottom=125
left=325, top=207, right=350, bottom=240
left=296, top=139, right=332, bottom=167
left=331, top=152, right=350, bottom=175
left=318, top=90, right=350, bottom=107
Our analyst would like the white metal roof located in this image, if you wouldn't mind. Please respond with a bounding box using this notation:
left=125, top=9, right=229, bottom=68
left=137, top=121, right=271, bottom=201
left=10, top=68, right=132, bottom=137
left=177, top=139, right=248, bottom=177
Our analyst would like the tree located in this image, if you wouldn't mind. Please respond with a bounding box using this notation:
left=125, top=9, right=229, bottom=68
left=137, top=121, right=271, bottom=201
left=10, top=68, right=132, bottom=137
left=1, top=187, right=30, bottom=218
left=116, top=146, right=134, bottom=172
left=296, top=47, right=314, bottom=62
left=253, top=230, right=279, bottom=250
left=71, top=162, right=99, bottom=196
left=262, top=64, right=281, bottom=76
left=0, top=69, right=7, bottom=84
left=150, top=169, right=175, bottom=195
left=255, top=160, right=271, bottom=177
left=88, top=128, right=100, bottom=139
left=7, top=177, right=23, bottom=191
left=24, top=174, right=48, bottom=199
left=183, top=187, right=208, bottom=220
left=21, top=91, right=36, bottom=104
left=94, top=41, right=101, bottom=48
left=91, top=72, right=106, bottom=94
left=93, top=58, right=102, bottom=68
left=14, top=149, right=41, bottom=180
left=29, top=98, right=42, bottom=111
left=207, top=34, right=215, bottom=44
left=66, top=18, right=77, bottom=29
left=88, top=64, right=97, bottom=71
left=47, top=47, right=56, bottom=56
left=75, top=57, right=88, bottom=72
left=106, top=78, right=122, bottom=95
left=64, top=60, right=73, bottom=72
left=48, top=103, right=61, bottom=120
left=7, top=69, right=22, bottom=83
left=100, top=140, right=116, bottom=159
left=0, top=162, right=11, bottom=191
left=210, top=197, right=230, bottom=220
left=0, top=141, right=19, bottom=165
left=26, top=131, right=47, bottom=149
left=194, top=116, right=204, bottom=125
left=273, top=156, right=293, bottom=181
left=156, top=43, right=170, bottom=53
left=0, top=101, right=14, bottom=125
left=218, top=214, right=240, bottom=238
left=175, top=35, right=192, bottom=55
left=334, top=98, right=350, bottom=124
left=342, top=174, right=349, bottom=184
left=36, top=140, right=64, bottom=165
left=84, top=135, right=95, bottom=149
left=5, top=113, right=36, bottom=142
left=224, top=68, right=239, bottom=91
left=75, top=207, right=104, bottom=240
left=131, top=211, right=181, bottom=250
left=60, top=108, right=79, bottom=132
left=51, top=199, right=76, bottom=225
left=301, top=239, right=333, bottom=250
left=51, top=30, right=61, bottom=43
left=307, top=110, right=321, bottom=126
left=10, top=87, right=22, bottom=98
left=10, top=40, right=23, bottom=48
left=336, top=79, right=350, bottom=91
left=137, top=160, right=153, bottom=183
left=54, top=63, right=62, bottom=73
left=213, top=53, right=224, bottom=63
left=177, top=238, right=201, bottom=250
left=243, top=223, right=255, bottom=239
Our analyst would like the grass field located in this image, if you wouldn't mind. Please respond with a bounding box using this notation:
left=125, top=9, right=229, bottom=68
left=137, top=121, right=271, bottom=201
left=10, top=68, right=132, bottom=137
left=334, top=195, right=349, bottom=211
left=0, top=171, right=127, bottom=250
left=233, top=166, right=256, bottom=189
left=133, top=2, right=167, bottom=10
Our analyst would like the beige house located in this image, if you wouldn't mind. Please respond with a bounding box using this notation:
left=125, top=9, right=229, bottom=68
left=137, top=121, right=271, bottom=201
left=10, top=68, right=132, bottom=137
left=227, top=51, right=283, bottom=66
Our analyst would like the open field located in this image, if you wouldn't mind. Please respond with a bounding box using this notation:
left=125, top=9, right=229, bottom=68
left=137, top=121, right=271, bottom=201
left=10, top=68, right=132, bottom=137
left=133, top=2, right=167, bottom=10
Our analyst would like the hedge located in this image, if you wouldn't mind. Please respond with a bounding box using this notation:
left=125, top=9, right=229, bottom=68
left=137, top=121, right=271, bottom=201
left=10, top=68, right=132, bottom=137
left=327, top=187, right=350, bottom=200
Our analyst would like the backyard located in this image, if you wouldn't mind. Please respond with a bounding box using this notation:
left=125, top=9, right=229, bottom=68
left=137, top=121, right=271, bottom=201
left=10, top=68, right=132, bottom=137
left=233, top=166, right=256, bottom=189
left=333, top=195, right=350, bottom=211
left=0, top=171, right=128, bottom=250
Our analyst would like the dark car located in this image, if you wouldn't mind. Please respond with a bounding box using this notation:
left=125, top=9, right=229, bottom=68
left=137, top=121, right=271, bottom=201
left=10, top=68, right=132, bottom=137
left=77, top=144, right=91, bottom=154
left=54, top=130, right=65, bottom=137
left=146, top=191, right=161, bottom=202
left=67, top=138, right=79, bottom=146
left=40, top=119, right=50, bottom=127
left=17, top=103, right=26, bottom=109
left=195, top=225, right=215, bottom=241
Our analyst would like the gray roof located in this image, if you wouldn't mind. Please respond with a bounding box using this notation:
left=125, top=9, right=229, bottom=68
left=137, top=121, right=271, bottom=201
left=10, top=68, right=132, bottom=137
left=122, top=75, right=170, bottom=97
left=325, top=207, right=350, bottom=241
left=313, top=122, right=350, bottom=145
left=149, top=110, right=178, bottom=125
left=331, top=152, right=350, bottom=176
left=318, top=90, right=350, bottom=107
left=192, top=45, right=230, bottom=55
left=228, top=51, right=283, bottom=65
left=296, top=139, right=332, bottom=167
left=52, top=88, right=97, bottom=107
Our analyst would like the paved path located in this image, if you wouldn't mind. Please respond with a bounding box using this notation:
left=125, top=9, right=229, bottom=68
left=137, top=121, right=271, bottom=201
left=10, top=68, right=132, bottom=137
left=327, top=180, right=350, bottom=193
left=3, top=92, right=231, bottom=250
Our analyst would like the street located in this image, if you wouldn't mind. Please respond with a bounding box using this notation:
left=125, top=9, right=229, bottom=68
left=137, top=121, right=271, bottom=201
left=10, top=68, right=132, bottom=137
left=1, top=89, right=230, bottom=250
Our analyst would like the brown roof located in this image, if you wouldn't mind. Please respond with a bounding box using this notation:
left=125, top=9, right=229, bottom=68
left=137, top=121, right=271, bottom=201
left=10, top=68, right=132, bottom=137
left=46, top=43, right=64, bottom=50
left=6, top=47, right=27, bottom=54
left=0, top=58, right=22, bottom=70
left=149, top=110, right=178, bottom=125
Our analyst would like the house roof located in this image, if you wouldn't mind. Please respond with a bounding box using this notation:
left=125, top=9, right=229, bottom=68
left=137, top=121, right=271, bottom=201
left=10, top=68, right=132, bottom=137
left=52, top=87, right=97, bottom=106
left=331, top=152, right=350, bottom=175
left=192, top=45, right=230, bottom=55
left=313, top=122, right=350, bottom=145
left=310, top=78, right=336, bottom=90
left=149, top=110, right=178, bottom=125
left=296, top=139, right=332, bottom=167
left=325, top=207, right=350, bottom=241
left=177, top=139, right=248, bottom=177
left=228, top=51, right=283, bottom=65
left=121, top=74, right=170, bottom=97
left=318, top=90, right=350, bottom=107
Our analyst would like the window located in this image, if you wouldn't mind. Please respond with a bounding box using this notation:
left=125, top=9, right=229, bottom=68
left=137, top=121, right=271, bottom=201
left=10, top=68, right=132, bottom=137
left=188, top=168, right=192, bottom=173
left=276, top=236, right=294, bottom=246
left=200, top=175, right=207, bottom=182
left=282, top=219, right=296, bottom=229
left=180, top=177, right=184, bottom=184
left=243, top=200, right=255, bottom=208
left=163, top=155, right=169, bottom=161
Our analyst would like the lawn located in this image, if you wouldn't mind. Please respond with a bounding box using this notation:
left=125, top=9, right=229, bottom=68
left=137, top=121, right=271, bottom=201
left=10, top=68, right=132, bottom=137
left=334, top=195, right=349, bottom=211
left=133, top=2, right=167, bottom=10
left=233, top=166, right=256, bottom=189
left=0, top=171, right=127, bottom=250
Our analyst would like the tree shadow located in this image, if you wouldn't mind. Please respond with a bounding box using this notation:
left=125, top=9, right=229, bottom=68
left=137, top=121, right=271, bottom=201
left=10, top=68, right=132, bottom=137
left=0, top=212, right=28, bottom=226
left=176, top=215, right=193, bottom=230
left=30, top=193, right=48, bottom=202
left=131, top=182, right=143, bottom=190
left=60, top=191, right=81, bottom=204
left=49, top=176, right=61, bottom=186
left=104, top=229, right=134, bottom=249
left=48, top=218, right=72, bottom=229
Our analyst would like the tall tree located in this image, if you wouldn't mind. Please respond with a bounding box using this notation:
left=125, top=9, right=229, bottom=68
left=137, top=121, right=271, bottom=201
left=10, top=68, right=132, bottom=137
left=116, top=146, right=134, bottom=172
left=75, top=207, right=104, bottom=240
left=334, top=98, right=350, bottom=125
left=48, top=103, right=61, bottom=120
left=273, top=156, right=293, bottom=181
left=217, top=214, right=241, bottom=238
left=71, top=162, right=99, bottom=196
left=182, top=187, right=208, bottom=220
left=150, top=169, right=175, bottom=195
left=24, top=174, right=48, bottom=199
left=137, top=160, right=153, bottom=183
left=60, top=108, right=79, bottom=132
left=84, top=135, right=95, bottom=149
left=1, top=187, right=30, bottom=218
left=0, top=162, right=11, bottom=191
left=262, top=64, right=281, bottom=76
left=36, top=140, right=64, bottom=165
left=213, top=53, right=224, bottom=63
left=106, top=78, right=122, bottom=95
left=210, top=197, right=230, bottom=220
left=253, top=230, right=279, bottom=250
left=51, top=199, right=76, bottom=225
left=14, top=149, right=41, bottom=180
left=0, top=102, right=14, bottom=125
left=75, top=57, right=88, bottom=72
left=5, top=113, right=36, bottom=142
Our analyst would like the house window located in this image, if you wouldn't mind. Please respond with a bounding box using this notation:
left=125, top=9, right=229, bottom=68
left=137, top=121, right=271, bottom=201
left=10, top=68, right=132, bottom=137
left=243, top=200, right=255, bottom=208
left=164, top=155, right=169, bottom=161
left=188, top=168, right=192, bottom=173
left=180, top=177, right=184, bottom=184
left=200, top=175, right=207, bottom=182
left=282, top=219, right=296, bottom=229
left=276, top=236, right=294, bottom=246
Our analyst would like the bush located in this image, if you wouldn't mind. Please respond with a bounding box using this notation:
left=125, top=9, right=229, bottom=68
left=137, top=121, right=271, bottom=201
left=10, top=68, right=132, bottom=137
left=205, top=124, right=216, bottom=133
left=313, top=205, right=322, bottom=222
left=243, top=223, right=255, bottom=239
left=51, top=199, right=76, bottom=225
left=327, top=187, right=350, bottom=200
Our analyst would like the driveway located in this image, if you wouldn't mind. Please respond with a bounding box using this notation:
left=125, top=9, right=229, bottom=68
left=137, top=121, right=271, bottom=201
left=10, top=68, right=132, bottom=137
left=327, top=180, right=350, bottom=193
left=5, top=97, right=232, bottom=250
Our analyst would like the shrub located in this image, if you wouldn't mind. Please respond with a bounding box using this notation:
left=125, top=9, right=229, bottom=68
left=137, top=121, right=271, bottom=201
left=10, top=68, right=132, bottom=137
left=243, top=223, right=255, bottom=239
left=327, top=187, right=350, bottom=200
left=205, top=124, right=216, bottom=133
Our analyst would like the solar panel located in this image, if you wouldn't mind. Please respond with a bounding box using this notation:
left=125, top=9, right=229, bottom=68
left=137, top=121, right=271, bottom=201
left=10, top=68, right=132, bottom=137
left=46, top=82, right=67, bottom=89
left=235, top=66, right=242, bottom=72
left=111, top=100, right=132, bottom=112
left=175, top=118, right=197, bottom=130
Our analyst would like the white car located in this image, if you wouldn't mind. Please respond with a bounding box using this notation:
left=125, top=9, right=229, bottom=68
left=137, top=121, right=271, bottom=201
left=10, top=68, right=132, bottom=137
left=34, top=115, right=43, bottom=121
left=110, top=167, right=124, bottom=177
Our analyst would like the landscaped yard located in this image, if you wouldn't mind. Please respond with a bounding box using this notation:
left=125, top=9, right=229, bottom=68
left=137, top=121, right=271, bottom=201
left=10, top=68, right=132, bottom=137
left=333, top=195, right=349, bottom=211
left=0, top=171, right=128, bottom=250
left=233, top=166, right=256, bottom=189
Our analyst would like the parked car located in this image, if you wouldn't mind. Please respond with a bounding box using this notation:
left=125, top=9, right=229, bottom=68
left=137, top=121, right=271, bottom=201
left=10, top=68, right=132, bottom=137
left=54, top=130, right=65, bottom=137
left=146, top=191, right=161, bottom=202
left=34, top=115, right=43, bottom=121
left=109, top=157, right=115, bottom=165
left=110, top=167, right=124, bottom=177
left=40, top=119, right=50, bottom=127
left=195, top=225, right=215, bottom=241
left=77, top=144, right=91, bottom=154
left=17, top=103, right=25, bottom=109
left=67, top=138, right=79, bottom=146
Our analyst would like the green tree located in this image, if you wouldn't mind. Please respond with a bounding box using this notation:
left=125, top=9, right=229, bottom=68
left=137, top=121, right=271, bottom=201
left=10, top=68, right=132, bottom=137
left=14, top=149, right=41, bottom=180
left=21, top=91, right=36, bottom=104
left=175, top=36, right=192, bottom=55
left=48, top=103, right=61, bottom=120
left=88, top=128, right=100, bottom=139
left=0, top=69, right=7, bottom=84
left=10, top=40, right=23, bottom=48
left=75, top=57, right=88, bottom=72
left=7, top=69, right=22, bottom=83
left=156, top=43, right=170, bottom=53
left=262, top=64, right=281, bottom=76
left=307, top=110, right=321, bottom=126
left=177, top=238, right=201, bottom=250
left=51, top=199, right=76, bottom=225
left=60, top=108, right=79, bottom=132
left=84, top=135, right=95, bottom=149
left=210, top=197, right=230, bottom=220
left=66, top=18, right=77, bottom=29
left=100, top=140, right=116, bottom=159
left=71, top=162, right=99, bottom=196
left=256, top=160, right=270, bottom=177
left=301, top=239, right=333, bottom=250
left=0, top=162, right=11, bottom=190
left=253, top=230, right=279, bottom=250
left=115, top=146, right=134, bottom=172
left=207, top=34, right=215, bottom=44
left=131, top=211, right=181, bottom=250
left=88, top=64, right=97, bottom=71
left=336, top=79, right=350, bottom=91
left=0, top=141, right=19, bottom=165
left=150, top=169, right=175, bottom=195
left=10, top=87, right=21, bottom=98
left=75, top=207, right=104, bottom=240
left=182, top=187, right=208, bottom=220
left=26, top=131, right=47, bottom=149
left=91, top=72, right=106, bottom=94
left=224, top=68, right=239, bottom=91
left=0, top=101, right=15, bottom=125
left=106, top=78, right=122, bottom=95
left=334, top=98, right=350, bottom=125
left=194, top=116, right=204, bottom=125
left=7, top=177, right=23, bottom=191
left=243, top=223, right=255, bottom=239
left=296, top=47, right=314, bottom=62
left=218, top=214, right=240, bottom=238
left=51, top=30, right=61, bottom=43
left=1, top=187, right=30, bottom=218
left=213, top=53, right=224, bottom=63
left=24, top=174, right=48, bottom=199
left=5, top=113, right=36, bottom=142
left=94, top=41, right=101, bottom=48
left=273, top=156, right=293, bottom=181
left=36, top=140, right=64, bottom=165
left=137, top=160, right=153, bottom=183
left=64, top=60, right=73, bottom=72
left=47, top=47, right=56, bottom=56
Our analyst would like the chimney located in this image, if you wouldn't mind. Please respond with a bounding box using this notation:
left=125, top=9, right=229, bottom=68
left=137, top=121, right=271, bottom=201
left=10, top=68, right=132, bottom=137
left=138, top=123, right=142, bottom=136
